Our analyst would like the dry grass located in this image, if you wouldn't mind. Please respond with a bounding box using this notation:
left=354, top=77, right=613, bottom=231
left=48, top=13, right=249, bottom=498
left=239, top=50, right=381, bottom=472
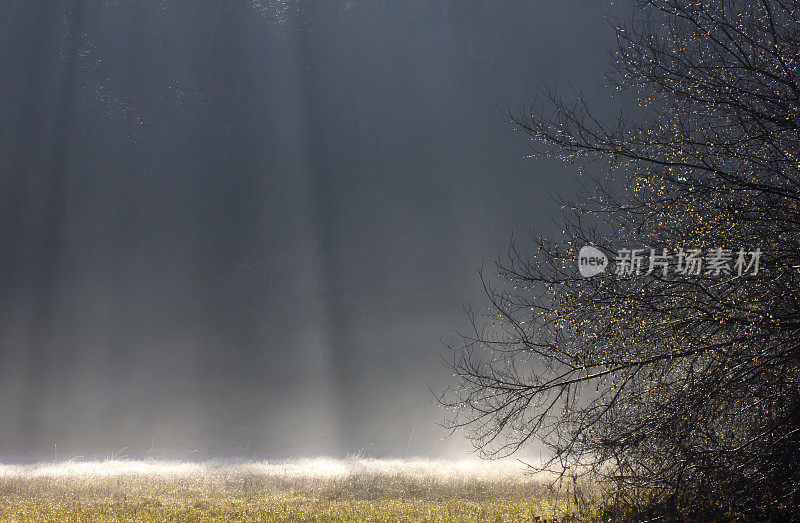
left=0, top=458, right=590, bottom=521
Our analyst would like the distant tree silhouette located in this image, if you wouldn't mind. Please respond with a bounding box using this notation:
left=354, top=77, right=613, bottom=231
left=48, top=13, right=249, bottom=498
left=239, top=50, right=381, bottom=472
left=441, top=0, right=800, bottom=518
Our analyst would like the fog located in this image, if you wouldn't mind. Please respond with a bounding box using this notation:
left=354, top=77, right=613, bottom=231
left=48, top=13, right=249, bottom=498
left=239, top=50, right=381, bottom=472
left=0, top=1, right=618, bottom=461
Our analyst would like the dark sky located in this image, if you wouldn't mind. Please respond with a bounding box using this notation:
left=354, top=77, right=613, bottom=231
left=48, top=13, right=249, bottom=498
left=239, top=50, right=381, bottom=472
left=0, top=0, right=619, bottom=461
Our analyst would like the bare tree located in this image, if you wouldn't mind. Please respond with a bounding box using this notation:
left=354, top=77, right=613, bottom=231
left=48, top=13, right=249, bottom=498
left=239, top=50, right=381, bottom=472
left=441, top=0, right=800, bottom=518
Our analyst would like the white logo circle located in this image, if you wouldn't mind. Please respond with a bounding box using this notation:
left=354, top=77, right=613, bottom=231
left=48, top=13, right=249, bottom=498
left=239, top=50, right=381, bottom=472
left=578, top=245, right=608, bottom=277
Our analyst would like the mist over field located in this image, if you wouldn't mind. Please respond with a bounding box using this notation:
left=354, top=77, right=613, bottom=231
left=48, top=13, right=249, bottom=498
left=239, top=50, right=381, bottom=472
left=0, top=457, right=584, bottom=521
left=0, top=1, right=619, bottom=462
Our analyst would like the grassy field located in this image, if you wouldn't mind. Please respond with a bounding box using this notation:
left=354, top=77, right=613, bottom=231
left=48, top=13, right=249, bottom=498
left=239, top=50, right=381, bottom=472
left=0, top=458, right=588, bottom=521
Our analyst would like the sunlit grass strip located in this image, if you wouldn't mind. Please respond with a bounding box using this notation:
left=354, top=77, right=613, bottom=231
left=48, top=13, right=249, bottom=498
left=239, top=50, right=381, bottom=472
left=0, top=458, right=590, bottom=521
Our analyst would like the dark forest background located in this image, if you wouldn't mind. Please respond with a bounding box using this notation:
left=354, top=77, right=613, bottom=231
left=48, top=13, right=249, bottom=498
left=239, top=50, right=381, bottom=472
left=0, top=1, right=619, bottom=459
